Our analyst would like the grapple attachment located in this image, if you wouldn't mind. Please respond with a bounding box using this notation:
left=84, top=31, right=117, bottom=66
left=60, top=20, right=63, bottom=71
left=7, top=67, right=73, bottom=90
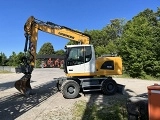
left=14, top=74, right=32, bottom=95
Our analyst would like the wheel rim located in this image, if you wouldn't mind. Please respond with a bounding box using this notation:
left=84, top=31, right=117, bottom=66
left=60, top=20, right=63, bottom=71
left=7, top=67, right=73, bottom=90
left=106, top=82, right=115, bottom=92
left=67, top=86, right=75, bottom=94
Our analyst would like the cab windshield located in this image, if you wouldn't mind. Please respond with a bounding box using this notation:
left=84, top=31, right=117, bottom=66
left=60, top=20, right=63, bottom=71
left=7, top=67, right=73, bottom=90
left=66, top=46, right=92, bottom=66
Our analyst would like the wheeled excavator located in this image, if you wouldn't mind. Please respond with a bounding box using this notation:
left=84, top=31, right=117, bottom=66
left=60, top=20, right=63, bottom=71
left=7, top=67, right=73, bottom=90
left=15, top=16, right=123, bottom=98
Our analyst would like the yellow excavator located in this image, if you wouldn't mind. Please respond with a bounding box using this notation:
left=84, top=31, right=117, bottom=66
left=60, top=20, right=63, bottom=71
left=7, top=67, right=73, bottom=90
left=15, top=16, right=122, bottom=98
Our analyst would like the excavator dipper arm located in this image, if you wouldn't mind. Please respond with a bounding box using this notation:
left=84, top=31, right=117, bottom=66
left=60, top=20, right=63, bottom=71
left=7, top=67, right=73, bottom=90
left=14, top=33, right=34, bottom=95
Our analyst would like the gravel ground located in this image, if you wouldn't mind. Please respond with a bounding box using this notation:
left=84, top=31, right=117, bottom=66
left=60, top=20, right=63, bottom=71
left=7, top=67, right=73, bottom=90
left=0, top=68, right=159, bottom=120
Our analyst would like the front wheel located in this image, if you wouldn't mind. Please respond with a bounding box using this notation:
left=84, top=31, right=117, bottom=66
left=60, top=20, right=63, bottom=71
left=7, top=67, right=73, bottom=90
left=101, top=79, right=117, bottom=95
left=61, top=80, right=80, bottom=99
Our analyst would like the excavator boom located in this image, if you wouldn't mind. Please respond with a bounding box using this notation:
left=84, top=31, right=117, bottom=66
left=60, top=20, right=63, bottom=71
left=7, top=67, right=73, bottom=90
left=25, top=16, right=90, bottom=67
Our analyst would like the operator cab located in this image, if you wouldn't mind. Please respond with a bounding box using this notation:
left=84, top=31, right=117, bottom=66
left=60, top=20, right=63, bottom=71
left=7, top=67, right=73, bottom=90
left=64, top=45, right=96, bottom=75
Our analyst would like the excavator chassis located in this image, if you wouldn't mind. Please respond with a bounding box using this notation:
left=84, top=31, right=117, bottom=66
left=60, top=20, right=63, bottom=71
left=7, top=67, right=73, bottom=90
left=55, top=77, right=125, bottom=99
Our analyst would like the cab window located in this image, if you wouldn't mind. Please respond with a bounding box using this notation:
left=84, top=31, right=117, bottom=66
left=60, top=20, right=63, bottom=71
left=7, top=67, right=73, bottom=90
left=67, top=46, right=92, bottom=66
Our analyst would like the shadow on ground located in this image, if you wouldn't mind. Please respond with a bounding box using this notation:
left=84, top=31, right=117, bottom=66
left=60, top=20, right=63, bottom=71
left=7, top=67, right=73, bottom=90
left=0, top=80, right=58, bottom=120
left=80, top=89, right=148, bottom=120
left=0, top=80, right=36, bottom=91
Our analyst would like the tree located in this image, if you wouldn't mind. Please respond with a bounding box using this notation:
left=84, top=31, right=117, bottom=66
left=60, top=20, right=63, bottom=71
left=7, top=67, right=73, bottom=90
left=36, top=42, right=55, bottom=67
left=102, top=19, right=125, bottom=42
left=38, top=42, right=55, bottom=55
left=84, top=29, right=103, bottom=47
left=133, top=8, right=158, bottom=26
left=7, top=52, right=25, bottom=66
left=84, top=19, right=125, bottom=57
left=55, top=49, right=65, bottom=55
left=95, top=40, right=117, bottom=57
left=7, top=52, right=17, bottom=66
left=0, top=55, right=2, bottom=65
left=0, top=52, right=7, bottom=66
left=16, top=52, right=25, bottom=65
left=117, top=8, right=160, bottom=78
left=67, top=40, right=78, bottom=45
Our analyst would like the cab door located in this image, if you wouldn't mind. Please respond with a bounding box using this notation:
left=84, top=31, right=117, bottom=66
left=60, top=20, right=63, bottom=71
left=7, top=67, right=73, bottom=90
left=66, top=46, right=85, bottom=73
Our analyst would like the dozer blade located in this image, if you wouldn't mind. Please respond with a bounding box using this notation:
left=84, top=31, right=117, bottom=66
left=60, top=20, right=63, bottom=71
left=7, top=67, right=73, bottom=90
left=14, top=74, right=32, bottom=96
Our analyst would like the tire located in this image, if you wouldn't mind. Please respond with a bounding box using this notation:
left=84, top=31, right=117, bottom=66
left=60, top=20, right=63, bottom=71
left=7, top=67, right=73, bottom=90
left=101, top=79, right=117, bottom=95
left=61, top=80, right=80, bottom=99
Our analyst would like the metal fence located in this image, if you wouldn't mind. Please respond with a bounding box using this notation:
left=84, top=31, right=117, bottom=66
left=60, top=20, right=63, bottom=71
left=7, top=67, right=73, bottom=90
left=0, top=66, right=15, bottom=72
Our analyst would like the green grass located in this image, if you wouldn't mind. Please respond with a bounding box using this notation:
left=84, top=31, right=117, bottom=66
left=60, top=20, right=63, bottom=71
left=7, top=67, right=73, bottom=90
left=72, top=99, right=128, bottom=120
left=141, top=74, right=160, bottom=81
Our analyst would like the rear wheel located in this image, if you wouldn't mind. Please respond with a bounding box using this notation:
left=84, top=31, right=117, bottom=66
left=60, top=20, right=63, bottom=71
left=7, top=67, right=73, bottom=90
left=101, top=79, right=117, bottom=95
left=61, top=80, right=80, bottom=99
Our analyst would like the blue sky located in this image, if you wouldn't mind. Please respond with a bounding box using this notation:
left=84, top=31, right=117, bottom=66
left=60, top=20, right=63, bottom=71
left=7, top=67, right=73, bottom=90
left=0, top=0, right=159, bottom=57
